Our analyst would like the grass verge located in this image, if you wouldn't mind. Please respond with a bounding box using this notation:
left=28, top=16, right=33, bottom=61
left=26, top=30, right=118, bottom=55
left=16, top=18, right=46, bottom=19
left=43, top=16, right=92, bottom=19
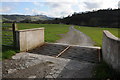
left=75, top=26, right=119, bottom=46
left=2, top=45, right=19, bottom=60
left=94, top=61, right=120, bottom=78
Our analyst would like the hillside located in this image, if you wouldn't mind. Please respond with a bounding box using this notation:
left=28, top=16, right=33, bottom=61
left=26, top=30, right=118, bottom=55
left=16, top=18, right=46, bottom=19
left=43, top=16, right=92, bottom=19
left=2, top=15, right=54, bottom=22
left=49, top=9, right=119, bottom=28
left=61, top=9, right=119, bottom=28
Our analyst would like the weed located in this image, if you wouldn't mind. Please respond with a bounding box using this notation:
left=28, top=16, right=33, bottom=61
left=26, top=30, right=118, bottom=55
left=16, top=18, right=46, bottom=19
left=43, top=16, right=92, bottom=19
left=94, top=61, right=120, bottom=79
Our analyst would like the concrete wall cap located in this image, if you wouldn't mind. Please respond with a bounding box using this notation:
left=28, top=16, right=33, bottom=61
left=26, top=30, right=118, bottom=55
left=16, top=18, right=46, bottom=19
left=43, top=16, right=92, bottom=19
left=16, top=28, right=44, bottom=32
left=103, top=30, right=120, bottom=41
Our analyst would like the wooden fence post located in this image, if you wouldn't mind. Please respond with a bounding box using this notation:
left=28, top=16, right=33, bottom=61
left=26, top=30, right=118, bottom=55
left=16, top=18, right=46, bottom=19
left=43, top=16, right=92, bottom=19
left=12, top=22, right=17, bottom=47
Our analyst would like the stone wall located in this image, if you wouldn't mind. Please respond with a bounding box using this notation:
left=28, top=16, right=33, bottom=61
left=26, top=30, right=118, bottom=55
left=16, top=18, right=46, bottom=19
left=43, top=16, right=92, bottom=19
left=102, top=30, right=120, bottom=71
left=15, top=28, right=44, bottom=51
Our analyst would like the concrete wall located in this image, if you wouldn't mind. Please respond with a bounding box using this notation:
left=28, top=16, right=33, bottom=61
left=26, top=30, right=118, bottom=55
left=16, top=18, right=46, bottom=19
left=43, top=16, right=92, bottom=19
left=102, top=30, right=120, bottom=71
left=15, top=28, right=44, bottom=51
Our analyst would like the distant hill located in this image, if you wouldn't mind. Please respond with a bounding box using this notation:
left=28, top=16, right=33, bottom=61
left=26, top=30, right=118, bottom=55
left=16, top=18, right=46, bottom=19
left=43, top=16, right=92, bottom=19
left=49, top=9, right=119, bottom=28
left=60, top=9, right=119, bottom=28
left=2, top=15, right=54, bottom=22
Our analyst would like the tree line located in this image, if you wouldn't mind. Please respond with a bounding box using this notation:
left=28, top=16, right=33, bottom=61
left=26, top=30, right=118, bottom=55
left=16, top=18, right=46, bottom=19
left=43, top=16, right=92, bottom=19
left=50, top=9, right=119, bottom=28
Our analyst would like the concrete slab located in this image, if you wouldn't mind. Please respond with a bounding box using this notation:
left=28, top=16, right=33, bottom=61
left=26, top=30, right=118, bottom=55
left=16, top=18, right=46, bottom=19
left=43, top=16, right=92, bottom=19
left=3, top=43, right=99, bottom=78
left=3, top=52, right=96, bottom=78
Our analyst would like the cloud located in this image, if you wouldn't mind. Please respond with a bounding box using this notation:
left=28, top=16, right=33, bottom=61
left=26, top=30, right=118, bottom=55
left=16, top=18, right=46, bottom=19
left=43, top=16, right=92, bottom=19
left=118, top=1, right=120, bottom=8
left=0, top=6, right=12, bottom=13
left=44, top=2, right=75, bottom=17
left=24, top=2, right=74, bottom=17
left=84, top=2, right=101, bottom=9
left=33, top=2, right=40, bottom=6
left=24, top=8, right=29, bottom=11
left=31, top=9, right=47, bottom=15
left=1, top=2, right=19, bottom=14
left=99, top=0, right=118, bottom=9
left=28, top=0, right=119, bottom=17
left=1, top=0, right=78, bottom=2
left=24, top=8, right=48, bottom=15
left=45, top=0, right=78, bottom=3
left=1, top=0, right=119, bottom=17
left=1, top=0, right=46, bottom=2
left=45, top=2, right=62, bottom=8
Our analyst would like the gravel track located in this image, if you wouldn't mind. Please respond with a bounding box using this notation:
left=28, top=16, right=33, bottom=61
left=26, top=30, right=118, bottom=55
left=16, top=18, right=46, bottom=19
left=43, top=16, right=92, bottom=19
left=56, top=26, right=95, bottom=46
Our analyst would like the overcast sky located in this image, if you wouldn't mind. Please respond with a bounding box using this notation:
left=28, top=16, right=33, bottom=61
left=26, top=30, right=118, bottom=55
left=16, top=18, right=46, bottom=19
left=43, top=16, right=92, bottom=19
left=0, top=0, right=119, bottom=18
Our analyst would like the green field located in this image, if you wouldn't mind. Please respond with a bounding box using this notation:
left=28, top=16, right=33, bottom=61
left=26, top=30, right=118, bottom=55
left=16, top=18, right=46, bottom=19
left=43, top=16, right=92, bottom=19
left=17, top=23, right=70, bottom=42
left=75, top=26, right=119, bottom=46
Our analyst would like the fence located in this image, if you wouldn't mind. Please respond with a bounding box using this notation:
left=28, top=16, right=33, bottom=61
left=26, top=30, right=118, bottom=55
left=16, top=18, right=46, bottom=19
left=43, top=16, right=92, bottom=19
left=2, top=23, right=17, bottom=46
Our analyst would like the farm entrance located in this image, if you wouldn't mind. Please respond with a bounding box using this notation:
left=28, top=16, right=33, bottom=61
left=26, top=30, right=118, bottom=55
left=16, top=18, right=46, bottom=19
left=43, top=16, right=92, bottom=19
left=29, top=43, right=100, bottom=63
left=2, top=23, right=17, bottom=46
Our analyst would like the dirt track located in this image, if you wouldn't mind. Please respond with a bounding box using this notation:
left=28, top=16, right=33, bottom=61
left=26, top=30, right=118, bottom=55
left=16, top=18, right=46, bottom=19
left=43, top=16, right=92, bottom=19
left=57, top=26, right=95, bottom=46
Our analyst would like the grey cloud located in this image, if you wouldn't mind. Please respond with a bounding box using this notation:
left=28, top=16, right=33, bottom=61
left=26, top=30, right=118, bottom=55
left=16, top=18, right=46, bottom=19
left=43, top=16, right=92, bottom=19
left=118, top=1, right=120, bottom=8
left=84, top=2, right=100, bottom=9
left=44, top=2, right=62, bottom=8
left=44, top=2, right=72, bottom=8
left=60, top=11, right=68, bottom=15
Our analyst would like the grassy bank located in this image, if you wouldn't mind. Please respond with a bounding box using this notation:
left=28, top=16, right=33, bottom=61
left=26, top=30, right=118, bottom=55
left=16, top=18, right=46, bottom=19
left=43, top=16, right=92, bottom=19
left=2, top=23, right=70, bottom=59
left=2, top=46, right=19, bottom=59
left=94, top=61, right=120, bottom=78
left=75, top=26, right=119, bottom=46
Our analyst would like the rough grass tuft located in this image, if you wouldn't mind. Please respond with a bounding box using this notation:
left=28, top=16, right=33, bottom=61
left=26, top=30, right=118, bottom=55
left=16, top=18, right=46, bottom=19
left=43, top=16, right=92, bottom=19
left=94, top=61, right=120, bottom=78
